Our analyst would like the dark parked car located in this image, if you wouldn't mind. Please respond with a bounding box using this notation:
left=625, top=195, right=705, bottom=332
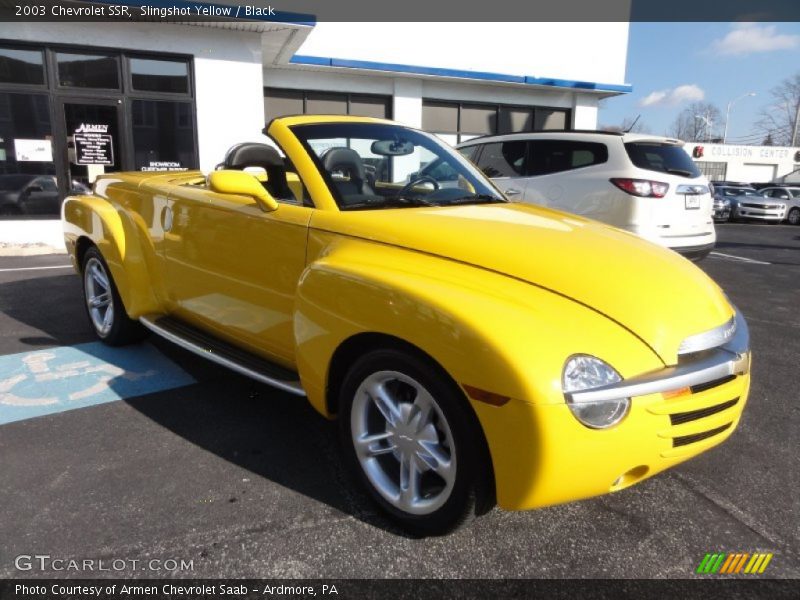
left=0, top=174, right=89, bottom=216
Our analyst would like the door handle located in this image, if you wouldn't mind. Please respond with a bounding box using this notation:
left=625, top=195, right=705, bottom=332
left=505, top=188, right=522, bottom=196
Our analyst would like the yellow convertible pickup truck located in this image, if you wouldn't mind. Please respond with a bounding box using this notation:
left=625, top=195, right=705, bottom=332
left=62, top=115, right=751, bottom=536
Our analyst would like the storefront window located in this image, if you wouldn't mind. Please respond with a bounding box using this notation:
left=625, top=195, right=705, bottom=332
left=0, top=92, right=57, bottom=218
left=695, top=161, right=727, bottom=182
left=130, top=57, right=189, bottom=94
left=423, top=100, right=571, bottom=143
left=264, top=88, right=391, bottom=123
left=535, top=108, right=567, bottom=130
left=306, top=91, right=348, bottom=115
left=56, top=51, right=120, bottom=89
left=0, top=44, right=197, bottom=221
left=0, top=46, right=45, bottom=85
left=132, top=100, right=196, bottom=172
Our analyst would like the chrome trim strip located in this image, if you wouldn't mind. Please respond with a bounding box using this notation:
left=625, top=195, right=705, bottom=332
left=678, top=314, right=736, bottom=355
left=568, top=309, right=749, bottom=404
left=139, top=316, right=306, bottom=397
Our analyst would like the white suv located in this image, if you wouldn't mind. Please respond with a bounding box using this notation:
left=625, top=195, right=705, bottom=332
left=457, top=131, right=716, bottom=260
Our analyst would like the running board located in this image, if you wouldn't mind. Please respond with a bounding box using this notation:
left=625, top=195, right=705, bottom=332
left=139, top=315, right=305, bottom=397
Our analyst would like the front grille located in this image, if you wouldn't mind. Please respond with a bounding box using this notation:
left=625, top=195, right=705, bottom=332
left=670, top=398, right=739, bottom=425
left=690, top=374, right=736, bottom=394
left=673, top=423, right=732, bottom=447
left=741, top=203, right=780, bottom=210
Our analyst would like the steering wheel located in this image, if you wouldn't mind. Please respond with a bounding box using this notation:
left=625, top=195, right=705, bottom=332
left=397, top=175, right=440, bottom=199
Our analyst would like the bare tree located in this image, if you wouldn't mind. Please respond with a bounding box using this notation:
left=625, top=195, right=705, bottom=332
left=754, top=73, right=800, bottom=146
left=668, top=102, right=722, bottom=142
left=600, top=116, right=652, bottom=134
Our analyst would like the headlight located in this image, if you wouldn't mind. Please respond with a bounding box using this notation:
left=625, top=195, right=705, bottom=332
left=562, top=355, right=629, bottom=429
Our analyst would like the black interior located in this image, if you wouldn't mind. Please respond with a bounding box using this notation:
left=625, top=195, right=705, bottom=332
left=222, top=142, right=295, bottom=201
left=320, top=147, right=382, bottom=205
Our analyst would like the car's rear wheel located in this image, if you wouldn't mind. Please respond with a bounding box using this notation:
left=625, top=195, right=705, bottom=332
left=338, top=348, right=485, bottom=536
left=787, top=208, right=800, bottom=225
left=81, top=246, right=147, bottom=346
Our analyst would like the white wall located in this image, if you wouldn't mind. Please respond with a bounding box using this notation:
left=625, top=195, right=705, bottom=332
left=296, top=22, right=630, bottom=85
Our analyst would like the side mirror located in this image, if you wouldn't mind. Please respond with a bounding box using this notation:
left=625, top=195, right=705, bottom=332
left=208, top=170, right=279, bottom=212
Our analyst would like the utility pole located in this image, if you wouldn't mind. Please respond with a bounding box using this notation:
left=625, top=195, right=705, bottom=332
left=792, top=100, right=800, bottom=147
left=723, top=92, right=756, bottom=144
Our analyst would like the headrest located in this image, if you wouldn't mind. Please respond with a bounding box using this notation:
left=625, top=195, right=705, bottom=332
left=321, top=147, right=366, bottom=180
left=224, top=143, right=283, bottom=170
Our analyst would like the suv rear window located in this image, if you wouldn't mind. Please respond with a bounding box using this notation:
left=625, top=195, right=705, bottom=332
left=625, top=142, right=700, bottom=178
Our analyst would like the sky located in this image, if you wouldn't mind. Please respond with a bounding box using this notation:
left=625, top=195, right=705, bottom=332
left=598, top=22, right=800, bottom=144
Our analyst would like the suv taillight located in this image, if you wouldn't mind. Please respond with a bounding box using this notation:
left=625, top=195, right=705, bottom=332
left=610, top=178, right=669, bottom=198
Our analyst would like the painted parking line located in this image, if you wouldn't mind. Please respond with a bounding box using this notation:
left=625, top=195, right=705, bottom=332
left=0, top=265, right=73, bottom=273
left=709, top=252, right=771, bottom=265
left=0, top=342, right=195, bottom=425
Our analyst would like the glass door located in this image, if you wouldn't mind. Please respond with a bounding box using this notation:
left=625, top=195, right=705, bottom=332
left=57, top=98, right=123, bottom=195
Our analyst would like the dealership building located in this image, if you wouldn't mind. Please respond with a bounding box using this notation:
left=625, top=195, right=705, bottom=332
left=687, top=142, right=800, bottom=184
left=0, top=3, right=632, bottom=250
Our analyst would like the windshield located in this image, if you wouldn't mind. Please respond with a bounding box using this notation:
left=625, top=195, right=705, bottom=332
left=291, top=122, right=505, bottom=210
left=721, top=187, right=759, bottom=197
left=624, top=142, right=701, bottom=178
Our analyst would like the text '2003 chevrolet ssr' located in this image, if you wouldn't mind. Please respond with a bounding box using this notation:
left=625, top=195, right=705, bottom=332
left=62, top=115, right=751, bottom=536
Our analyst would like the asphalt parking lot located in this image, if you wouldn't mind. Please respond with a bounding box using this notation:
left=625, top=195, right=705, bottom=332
left=0, top=223, right=798, bottom=579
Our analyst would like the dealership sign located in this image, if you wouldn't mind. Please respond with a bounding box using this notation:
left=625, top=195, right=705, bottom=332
left=72, top=123, right=113, bottom=166
left=692, top=144, right=795, bottom=160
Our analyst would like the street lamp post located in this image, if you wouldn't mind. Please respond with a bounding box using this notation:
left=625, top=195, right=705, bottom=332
left=723, top=92, right=756, bottom=144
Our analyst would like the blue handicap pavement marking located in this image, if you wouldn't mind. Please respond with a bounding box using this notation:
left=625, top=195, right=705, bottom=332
left=0, top=342, right=195, bottom=425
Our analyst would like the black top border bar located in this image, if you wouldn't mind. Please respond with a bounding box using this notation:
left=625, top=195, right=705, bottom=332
left=1, top=0, right=800, bottom=22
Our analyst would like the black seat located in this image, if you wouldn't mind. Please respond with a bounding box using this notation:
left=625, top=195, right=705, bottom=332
left=222, top=142, right=294, bottom=201
left=321, top=147, right=375, bottom=201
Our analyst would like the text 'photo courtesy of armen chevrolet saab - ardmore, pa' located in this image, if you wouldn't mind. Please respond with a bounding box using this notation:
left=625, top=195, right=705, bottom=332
left=0, top=0, right=798, bottom=598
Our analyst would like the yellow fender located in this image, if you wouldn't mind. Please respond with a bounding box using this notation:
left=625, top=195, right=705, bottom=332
left=62, top=192, right=161, bottom=318
left=293, top=234, right=664, bottom=508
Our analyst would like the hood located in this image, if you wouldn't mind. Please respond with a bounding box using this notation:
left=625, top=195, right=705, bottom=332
left=311, top=203, right=733, bottom=363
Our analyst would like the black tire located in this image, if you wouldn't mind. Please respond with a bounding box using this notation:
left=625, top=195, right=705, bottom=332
left=338, top=347, right=491, bottom=536
left=787, top=208, right=800, bottom=226
left=81, top=246, right=148, bottom=346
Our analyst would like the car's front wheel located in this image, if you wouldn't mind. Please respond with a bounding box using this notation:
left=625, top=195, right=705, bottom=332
left=81, top=246, right=147, bottom=346
left=338, top=348, right=487, bottom=536
left=787, top=207, right=800, bottom=225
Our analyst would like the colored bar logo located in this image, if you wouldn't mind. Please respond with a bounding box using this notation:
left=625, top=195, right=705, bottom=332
left=696, top=552, right=773, bottom=574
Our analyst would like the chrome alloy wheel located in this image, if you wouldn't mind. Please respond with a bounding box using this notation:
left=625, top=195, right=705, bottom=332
left=84, top=257, right=114, bottom=337
left=351, top=370, right=456, bottom=515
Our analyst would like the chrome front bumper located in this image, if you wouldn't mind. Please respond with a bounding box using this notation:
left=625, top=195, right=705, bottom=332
left=567, top=310, right=750, bottom=404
